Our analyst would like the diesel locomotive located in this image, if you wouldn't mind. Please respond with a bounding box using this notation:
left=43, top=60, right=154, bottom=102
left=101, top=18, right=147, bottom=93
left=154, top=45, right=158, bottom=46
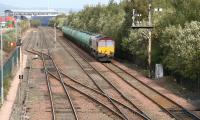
left=62, top=26, right=115, bottom=62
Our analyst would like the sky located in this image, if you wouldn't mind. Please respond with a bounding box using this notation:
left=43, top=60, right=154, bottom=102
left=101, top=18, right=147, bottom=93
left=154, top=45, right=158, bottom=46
left=0, top=0, right=121, bottom=10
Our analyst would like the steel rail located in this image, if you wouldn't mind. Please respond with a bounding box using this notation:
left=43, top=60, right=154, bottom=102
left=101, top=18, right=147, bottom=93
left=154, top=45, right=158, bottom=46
left=58, top=38, right=151, bottom=120
left=47, top=29, right=127, bottom=119
left=49, top=54, right=79, bottom=120
left=42, top=28, right=79, bottom=120
left=51, top=70, right=151, bottom=120
left=60, top=41, right=128, bottom=120
left=23, top=31, right=34, bottom=50
left=60, top=33, right=199, bottom=120
left=26, top=49, right=150, bottom=120
left=48, top=71, right=143, bottom=120
left=103, top=63, right=179, bottom=119
left=110, top=61, right=200, bottom=120
left=27, top=28, right=151, bottom=120
left=26, top=49, right=129, bottom=120
left=41, top=52, right=56, bottom=120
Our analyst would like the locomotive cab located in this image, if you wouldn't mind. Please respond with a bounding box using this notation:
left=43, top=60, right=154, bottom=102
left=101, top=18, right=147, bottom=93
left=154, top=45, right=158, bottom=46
left=97, top=40, right=114, bottom=56
left=96, top=37, right=115, bottom=61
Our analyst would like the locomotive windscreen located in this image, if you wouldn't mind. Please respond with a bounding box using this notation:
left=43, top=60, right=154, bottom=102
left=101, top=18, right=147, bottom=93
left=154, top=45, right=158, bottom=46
left=98, top=40, right=106, bottom=47
left=106, top=40, right=114, bottom=46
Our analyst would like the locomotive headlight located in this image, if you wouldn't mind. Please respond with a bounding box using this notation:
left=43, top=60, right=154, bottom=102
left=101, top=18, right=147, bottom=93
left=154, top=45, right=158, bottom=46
left=110, top=52, right=114, bottom=55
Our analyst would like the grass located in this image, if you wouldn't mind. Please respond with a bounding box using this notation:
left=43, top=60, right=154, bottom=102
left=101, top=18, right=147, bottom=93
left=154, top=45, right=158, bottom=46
left=4, top=75, right=12, bottom=98
left=0, top=74, right=12, bottom=107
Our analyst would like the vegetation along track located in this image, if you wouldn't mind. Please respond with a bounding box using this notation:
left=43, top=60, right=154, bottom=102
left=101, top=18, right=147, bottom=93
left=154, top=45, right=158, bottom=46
left=54, top=28, right=200, bottom=120
left=54, top=31, right=151, bottom=119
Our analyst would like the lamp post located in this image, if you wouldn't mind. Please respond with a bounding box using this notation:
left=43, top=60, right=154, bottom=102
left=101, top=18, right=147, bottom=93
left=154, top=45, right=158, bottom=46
left=148, top=1, right=152, bottom=78
left=0, top=16, right=4, bottom=105
left=54, top=23, right=56, bottom=48
left=54, top=24, right=56, bottom=41
left=15, top=20, right=19, bottom=68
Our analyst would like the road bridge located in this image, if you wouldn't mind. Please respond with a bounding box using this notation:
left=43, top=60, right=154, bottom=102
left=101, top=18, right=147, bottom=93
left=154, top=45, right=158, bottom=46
left=4, top=9, right=63, bottom=17
left=4, top=9, right=67, bottom=26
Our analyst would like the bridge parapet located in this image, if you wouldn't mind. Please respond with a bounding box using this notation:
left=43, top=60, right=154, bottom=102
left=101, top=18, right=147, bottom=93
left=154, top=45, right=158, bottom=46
left=5, top=9, right=61, bottom=17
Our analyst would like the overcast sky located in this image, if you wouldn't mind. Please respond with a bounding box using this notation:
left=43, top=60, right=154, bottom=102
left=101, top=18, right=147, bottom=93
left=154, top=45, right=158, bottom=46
left=0, top=0, right=121, bottom=10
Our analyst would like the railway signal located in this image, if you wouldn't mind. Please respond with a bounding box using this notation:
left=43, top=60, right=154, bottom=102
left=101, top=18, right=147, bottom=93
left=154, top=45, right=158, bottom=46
left=132, top=0, right=153, bottom=78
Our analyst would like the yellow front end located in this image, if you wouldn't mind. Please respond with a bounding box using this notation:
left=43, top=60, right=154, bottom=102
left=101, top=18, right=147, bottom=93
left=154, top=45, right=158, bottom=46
left=98, top=46, right=115, bottom=57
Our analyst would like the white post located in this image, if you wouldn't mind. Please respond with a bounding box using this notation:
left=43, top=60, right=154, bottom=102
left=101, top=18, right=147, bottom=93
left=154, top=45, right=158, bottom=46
left=54, top=24, right=56, bottom=42
left=16, top=21, right=19, bottom=68
left=148, top=2, right=152, bottom=77
left=1, top=22, right=4, bottom=104
left=54, top=23, right=56, bottom=48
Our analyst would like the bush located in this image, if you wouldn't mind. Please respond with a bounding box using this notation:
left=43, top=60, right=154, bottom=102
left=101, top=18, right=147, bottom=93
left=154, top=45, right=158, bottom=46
left=30, top=19, right=41, bottom=28
left=19, top=20, right=30, bottom=33
left=160, top=21, right=200, bottom=81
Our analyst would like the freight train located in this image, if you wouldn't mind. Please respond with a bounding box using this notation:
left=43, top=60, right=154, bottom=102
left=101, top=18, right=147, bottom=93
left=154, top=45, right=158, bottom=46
left=62, top=26, right=115, bottom=62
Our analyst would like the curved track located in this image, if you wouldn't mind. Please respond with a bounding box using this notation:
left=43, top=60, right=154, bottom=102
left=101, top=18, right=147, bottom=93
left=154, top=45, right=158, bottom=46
left=103, top=61, right=200, bottom=120
left=55, top=30, right=152, bottom=120
left=28, top=28, right=151, bottom=120
left=41, top=28, right=79, bottom=120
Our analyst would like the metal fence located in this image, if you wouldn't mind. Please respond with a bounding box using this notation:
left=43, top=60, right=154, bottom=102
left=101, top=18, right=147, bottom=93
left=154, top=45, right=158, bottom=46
left=0, top=47, right=20, bottom=96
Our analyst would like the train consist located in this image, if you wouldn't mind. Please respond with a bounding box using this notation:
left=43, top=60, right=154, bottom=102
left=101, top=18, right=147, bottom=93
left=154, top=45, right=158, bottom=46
left=62, top=26, right=115, bottom=62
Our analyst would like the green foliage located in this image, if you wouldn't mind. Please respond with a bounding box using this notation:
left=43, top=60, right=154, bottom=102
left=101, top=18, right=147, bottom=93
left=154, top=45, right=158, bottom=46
left=49, top=14, right=67, bottom=27
left=160, top=21, right=200, bottom=80
left=4, top=75, right=11, bottom=98
left=64, top=1, right=125, bottom=49
left=19, top=20, right=30, bottom=33
left=121, top=29, right=148, bottom=64
left=158, top=0, right=200, bottom=28
left=1, top=30, right=16, bottom=52
left=48, top=19, right=55, bottom=27
left=30, top=19, right=41, bottom=28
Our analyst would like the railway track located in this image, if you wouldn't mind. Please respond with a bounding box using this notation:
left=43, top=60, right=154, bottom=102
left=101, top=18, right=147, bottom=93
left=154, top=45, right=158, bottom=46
left=27, top=27, right=200, bottom=120
left=55, top=32, right=151, bottom=119
left=32, top=48, right=145, bottom=119
left=30, top=49, right=134, bottom=120
left=103, top=61, right=200, bottom=120
left=22, top=30, right=34, bottom=50
left=25, top=28, right=150, bottom=120
left=40, top=28, right=79, bottom=120
left=53, top=28, right=200, bottom=120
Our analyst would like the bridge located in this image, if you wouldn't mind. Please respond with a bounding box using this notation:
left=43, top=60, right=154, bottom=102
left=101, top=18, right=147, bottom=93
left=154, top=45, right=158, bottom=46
left=4, top=9, right=63, bottom=17
left=4, top=9, right=67, bottom=26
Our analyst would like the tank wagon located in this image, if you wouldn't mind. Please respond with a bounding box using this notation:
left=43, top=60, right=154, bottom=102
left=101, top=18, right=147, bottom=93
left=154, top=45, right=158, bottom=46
left=62, top=26, right=115, bottom=62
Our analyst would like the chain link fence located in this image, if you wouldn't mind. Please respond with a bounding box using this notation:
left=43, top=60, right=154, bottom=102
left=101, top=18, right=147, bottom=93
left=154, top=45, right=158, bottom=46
left=0, top=47, right=20, bottom=99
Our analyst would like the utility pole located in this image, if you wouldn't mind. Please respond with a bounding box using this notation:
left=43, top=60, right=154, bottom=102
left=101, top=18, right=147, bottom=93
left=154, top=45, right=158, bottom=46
left=148, top=2, right=152, bottom=77
left=54, top=23, right=56, bottom=42
left=16, top=20, right=19, bottom=68
left=54, top=23, right=56, bottom=48
left=0, top=17, right=4, bottom=104
left=132, top=0, right=153, bottom=78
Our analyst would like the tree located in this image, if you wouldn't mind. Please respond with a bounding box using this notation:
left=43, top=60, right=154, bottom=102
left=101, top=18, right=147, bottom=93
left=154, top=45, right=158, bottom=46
left=160, top=21, right=200, bottom=81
